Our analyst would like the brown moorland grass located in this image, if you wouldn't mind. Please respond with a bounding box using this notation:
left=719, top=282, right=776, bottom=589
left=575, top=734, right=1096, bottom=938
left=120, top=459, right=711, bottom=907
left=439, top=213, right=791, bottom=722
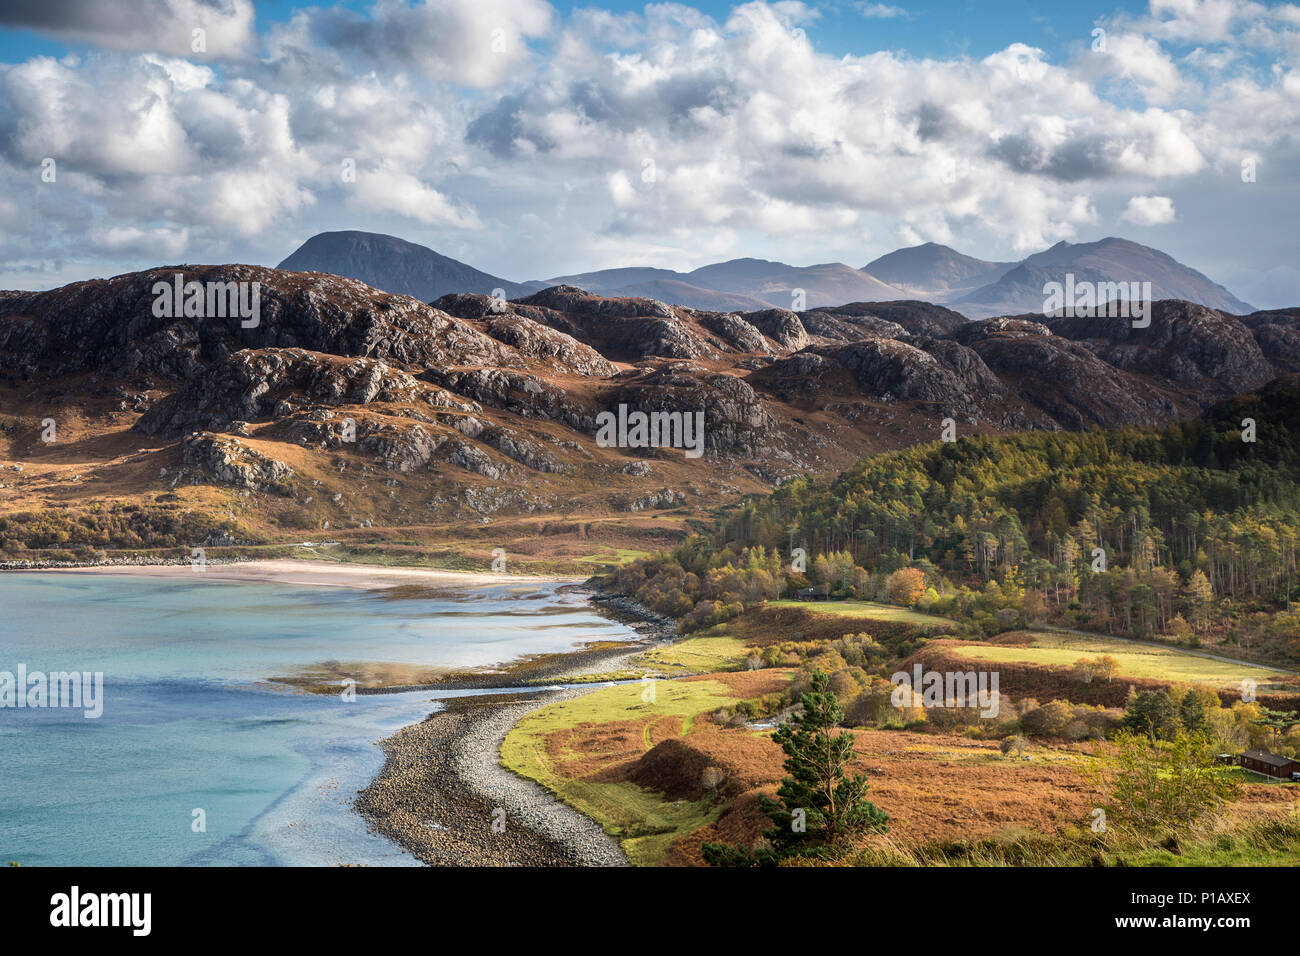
left=511, top=662, right=1300, bottom=866
left=681, top=669, right=794, bottom=697
left=719, top=604, right=948, bottom=649
left=663, top=727, right=1103, bottom=865
left=538, top=670, right=795, bottom=784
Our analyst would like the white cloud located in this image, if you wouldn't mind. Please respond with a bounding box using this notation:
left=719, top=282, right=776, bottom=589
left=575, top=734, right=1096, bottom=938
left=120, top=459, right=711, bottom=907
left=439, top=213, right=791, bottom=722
left=0, top=0, right=1295, bottom=301
left=1121, top=194, right=1178, bottom=224
left=1141, top=0, right=1267, bottom=44
left=0, top=0, right=257, bottom=59
left=1085, top=33, right=1188, bottom=103
left=858, top=3, right=907, bottom=18
left=349, top=165, right=480, bottom=227
left=266, top=0, right=554, bottom=89
left=90, top=224, right=191, bottom=257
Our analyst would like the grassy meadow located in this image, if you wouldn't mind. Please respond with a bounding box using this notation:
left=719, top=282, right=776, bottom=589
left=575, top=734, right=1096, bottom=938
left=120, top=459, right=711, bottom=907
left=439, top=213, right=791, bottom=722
left=949, top=630, right=1289, bottom=687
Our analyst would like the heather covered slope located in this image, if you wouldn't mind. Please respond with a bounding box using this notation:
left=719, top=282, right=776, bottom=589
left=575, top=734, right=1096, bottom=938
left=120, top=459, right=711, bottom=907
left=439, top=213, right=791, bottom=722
left=0, top=263, right=1296, bottom=558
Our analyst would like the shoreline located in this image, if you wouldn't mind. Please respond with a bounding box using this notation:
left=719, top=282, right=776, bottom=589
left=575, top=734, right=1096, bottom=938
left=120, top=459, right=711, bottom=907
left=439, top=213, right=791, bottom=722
left=355, top=592, right=670, bottom=867
left=9, top=557, right=582, bottom=591
left=4, top=557, right=671, bottom=865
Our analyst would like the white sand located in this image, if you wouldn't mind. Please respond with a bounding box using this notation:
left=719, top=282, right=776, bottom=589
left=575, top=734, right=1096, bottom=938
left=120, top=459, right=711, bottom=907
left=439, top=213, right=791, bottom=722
left=40, top=558, right=582, bottom=591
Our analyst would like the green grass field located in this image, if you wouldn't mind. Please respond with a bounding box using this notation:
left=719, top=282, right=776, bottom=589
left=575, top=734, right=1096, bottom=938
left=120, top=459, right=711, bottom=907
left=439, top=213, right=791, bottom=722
left=949, top=631, right=1286, bottom=687
left=500, top=679, right=737, bottom=865
left=572, top=548, right=653, bottom=567
left=768, top=599, right=954, bottom=627
left=632, top=635, right=748, bottom=675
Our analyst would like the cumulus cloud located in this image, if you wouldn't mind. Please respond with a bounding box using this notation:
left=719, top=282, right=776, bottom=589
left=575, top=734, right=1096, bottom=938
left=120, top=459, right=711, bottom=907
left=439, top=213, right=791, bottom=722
left=1121, top=194, right=1178, bottom=224
left=0, top=0, right=257, bottom=58
left=266, top=0, right=553, bottom=89
left=349, top=164, right=480, bottom=227
left=0, top=0, right=1295, bottom=298
left=457, top=6, right=1230, bottom=252
left=0, top=51, right=314, bottom=238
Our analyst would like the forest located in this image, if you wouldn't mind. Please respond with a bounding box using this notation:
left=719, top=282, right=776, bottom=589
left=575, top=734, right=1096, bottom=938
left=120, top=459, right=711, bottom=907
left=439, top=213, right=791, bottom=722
left=610, top=379, right=1300, bottom=666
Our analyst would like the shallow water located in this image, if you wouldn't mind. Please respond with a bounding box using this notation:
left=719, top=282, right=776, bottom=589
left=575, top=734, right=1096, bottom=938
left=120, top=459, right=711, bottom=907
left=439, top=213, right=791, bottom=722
left=0, top=572, right=637, bottom=866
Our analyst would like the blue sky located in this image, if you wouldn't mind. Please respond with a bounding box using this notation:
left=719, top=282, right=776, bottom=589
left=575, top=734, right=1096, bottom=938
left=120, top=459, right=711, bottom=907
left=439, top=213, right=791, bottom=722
left=0, top=0, right=1156, bottom=63
left=0, top=0, right=1295, bottom=307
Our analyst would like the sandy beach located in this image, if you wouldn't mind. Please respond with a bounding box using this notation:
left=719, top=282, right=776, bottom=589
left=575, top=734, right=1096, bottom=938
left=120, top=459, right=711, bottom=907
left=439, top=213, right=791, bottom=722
left=33, top=558, right=581, bottom=591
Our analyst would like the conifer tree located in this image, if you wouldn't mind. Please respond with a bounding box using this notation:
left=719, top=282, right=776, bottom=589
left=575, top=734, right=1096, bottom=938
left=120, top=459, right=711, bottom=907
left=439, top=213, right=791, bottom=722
left=703, top=671, right=888, bottom=865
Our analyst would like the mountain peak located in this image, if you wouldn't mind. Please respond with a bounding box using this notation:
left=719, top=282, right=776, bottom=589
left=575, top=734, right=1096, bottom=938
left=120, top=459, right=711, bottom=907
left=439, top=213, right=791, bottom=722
left=863, top=242, right=1012, bottom=295
left=959, top=236, right=1253, bottom=317
left=278, top=230, right=533, bottom=302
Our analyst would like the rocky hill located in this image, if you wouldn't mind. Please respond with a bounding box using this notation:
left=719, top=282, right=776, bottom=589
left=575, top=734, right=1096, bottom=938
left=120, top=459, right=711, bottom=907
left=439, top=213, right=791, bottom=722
left=278, top=231, right=538, bottom=302
left=0, top=263, right=1295, bottom=546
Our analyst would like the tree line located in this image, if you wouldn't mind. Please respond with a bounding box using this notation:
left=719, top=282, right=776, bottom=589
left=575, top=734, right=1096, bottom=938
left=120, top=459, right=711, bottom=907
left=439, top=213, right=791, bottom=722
left=609, top=381, right=1300, bottom=663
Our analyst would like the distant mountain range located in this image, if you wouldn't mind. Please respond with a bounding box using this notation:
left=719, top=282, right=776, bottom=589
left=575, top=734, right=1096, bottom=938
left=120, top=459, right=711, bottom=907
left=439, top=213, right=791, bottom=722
left=277, top=231, right=1255, bottom=318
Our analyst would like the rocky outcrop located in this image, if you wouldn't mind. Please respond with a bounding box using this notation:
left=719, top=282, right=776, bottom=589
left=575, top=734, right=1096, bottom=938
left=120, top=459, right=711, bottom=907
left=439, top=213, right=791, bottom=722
left=1046, top=300, right=1274, bottom=397
left=955, top=319, right=1183, bottom=429
left=430, top=293, right=617, bottom=376
left=613, top=365, right=771, bottom=456
left=950, top=317, right=1055, bottom=344
left=135, top=348, right=473, bottom=438
left=0, top=265, right=520, bottom=380
left=699, top=312, right=771, bottom=353
left=422, top=367, right=596, bottom=431
left=180, top=432, right=294, bottom=493
left=481, top=427, right=568, bottom=473
left=481, top=314, right=617, bottom=376
left=626, top=488, right=686, bottom=511
left=445, top=442, right=508, bottom=480
left=797, top=311, right=908, bottom=343
left=755, top=338, right=982, bottom=419
left=1253, top=323, right=1300, bottom=374
left=505, top=287, right=719, bottom=360
left=357, top=421, right=445, bottom=472
left=741, top=309, right=809, bottom=351
left=517, top=286, right=677, bottom=320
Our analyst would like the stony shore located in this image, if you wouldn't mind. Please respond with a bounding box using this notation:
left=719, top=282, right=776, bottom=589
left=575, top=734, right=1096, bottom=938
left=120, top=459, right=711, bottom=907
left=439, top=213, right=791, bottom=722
left=355, top=688, right=629, bottom=866
left=353, top=592, right=670, bottom=867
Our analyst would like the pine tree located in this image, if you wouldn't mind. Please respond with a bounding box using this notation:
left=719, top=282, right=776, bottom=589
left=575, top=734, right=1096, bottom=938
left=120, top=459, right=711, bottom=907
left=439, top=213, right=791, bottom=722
left=1179, top=689, right=1206, bottom=734
left=703, top=671, right=888, bottom=865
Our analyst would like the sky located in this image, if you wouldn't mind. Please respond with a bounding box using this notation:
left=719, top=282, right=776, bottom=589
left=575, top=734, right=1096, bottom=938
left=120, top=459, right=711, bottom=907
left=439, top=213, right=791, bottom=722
left=0, top=0, right=1295, bottom=307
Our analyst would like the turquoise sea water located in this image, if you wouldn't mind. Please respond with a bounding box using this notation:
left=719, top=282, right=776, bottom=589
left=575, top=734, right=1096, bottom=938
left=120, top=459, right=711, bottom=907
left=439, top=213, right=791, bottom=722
left=0, top=571, right=637, bottom=866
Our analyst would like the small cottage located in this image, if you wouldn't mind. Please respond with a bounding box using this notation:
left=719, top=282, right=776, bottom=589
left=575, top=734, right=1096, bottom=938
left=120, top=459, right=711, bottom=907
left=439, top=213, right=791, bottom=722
left=1238, top=749, right=1300, bottom=781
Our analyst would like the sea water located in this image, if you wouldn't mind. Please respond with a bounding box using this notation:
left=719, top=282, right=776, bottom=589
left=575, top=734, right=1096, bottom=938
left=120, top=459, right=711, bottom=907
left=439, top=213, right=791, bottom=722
left=0, top=572, right=637, bottom=866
